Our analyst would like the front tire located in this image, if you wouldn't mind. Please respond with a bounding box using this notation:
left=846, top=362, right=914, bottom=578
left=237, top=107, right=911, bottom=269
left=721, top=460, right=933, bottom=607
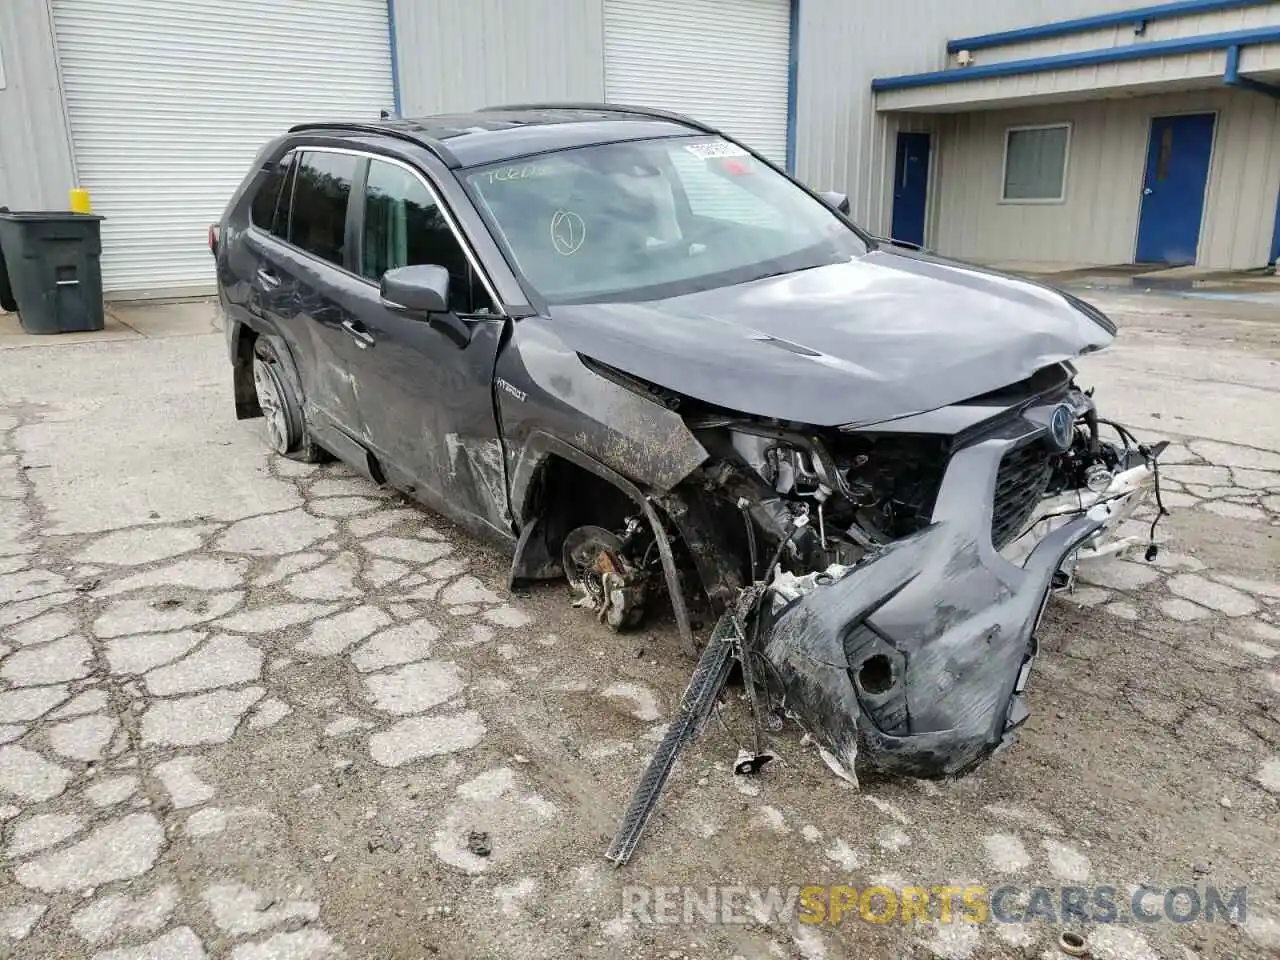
left=251, top=338, right=328, bottom=463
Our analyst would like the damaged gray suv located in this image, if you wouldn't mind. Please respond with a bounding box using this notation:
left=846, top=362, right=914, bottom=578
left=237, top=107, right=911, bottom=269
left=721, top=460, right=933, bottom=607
left=214, top=103, right=1167, bottom=815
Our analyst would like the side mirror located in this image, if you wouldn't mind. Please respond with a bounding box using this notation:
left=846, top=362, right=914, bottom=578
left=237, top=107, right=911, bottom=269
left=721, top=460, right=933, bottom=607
left=380, top=264, right=473, bottom=348
left=821, top=191, right=851, bottom=215
left=380, top=264, right=450, bottom=314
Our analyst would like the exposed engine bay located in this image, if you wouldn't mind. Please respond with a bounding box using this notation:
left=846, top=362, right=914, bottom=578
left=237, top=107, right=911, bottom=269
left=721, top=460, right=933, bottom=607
left=554, top=362, right=1169, bottom=864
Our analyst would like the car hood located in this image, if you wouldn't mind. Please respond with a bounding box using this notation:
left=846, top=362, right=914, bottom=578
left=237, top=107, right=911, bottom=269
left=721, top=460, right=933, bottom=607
left=546, top=249, right=1114, bottom=428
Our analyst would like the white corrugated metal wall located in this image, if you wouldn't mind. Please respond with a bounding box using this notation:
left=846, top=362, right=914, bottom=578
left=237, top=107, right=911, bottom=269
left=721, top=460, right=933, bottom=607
left=49, top=0, right=394, bottom=297
left=602, top=0, right=792, bottom=165
left=0, top=0, right=75, bottom=210
left=394, top=0, right=607, bottom=115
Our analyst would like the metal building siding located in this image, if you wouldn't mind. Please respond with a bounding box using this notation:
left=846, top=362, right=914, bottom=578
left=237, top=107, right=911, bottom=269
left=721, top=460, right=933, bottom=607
left=0, top=0, right=75, bottom=209
left=928, top=88, right=1280, bottom=270
left=394, top=0, right=606, bottom=115
left=50, top=0, right=394, bottom=296
left=602, top=0, right=792, bottom=165
left=1197, top=89, right=1280, bottom=268
left=791, top=0, right=1153, bottom=237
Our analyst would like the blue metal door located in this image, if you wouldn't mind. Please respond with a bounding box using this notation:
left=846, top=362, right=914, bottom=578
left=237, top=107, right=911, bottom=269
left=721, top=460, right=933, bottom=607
left=1135, top=113, right=1216, bottom=264
left=891, top=132, right=930, bottom=248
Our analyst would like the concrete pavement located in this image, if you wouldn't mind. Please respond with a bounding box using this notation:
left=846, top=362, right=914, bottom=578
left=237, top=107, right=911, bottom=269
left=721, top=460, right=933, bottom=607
left=0, top=289, right=1278, bottom=960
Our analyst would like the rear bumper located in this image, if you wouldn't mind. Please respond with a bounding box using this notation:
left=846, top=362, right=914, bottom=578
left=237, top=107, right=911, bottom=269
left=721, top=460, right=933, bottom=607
left=760, top=430, right=1153, bottom=779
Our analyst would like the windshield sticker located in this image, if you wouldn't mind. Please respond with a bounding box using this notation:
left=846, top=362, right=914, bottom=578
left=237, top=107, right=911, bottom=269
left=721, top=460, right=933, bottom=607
left=720, top=158, right=754, bottom=176
left=550, top=209, right=587, bottom=256
left=478, top=162, right=561, bottom=186
left=684, top=142, right=750, bottom=159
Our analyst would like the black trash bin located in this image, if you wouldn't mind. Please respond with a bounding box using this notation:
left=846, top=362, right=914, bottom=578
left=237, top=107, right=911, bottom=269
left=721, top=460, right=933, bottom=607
left=0, top=210, right=106, bottom=334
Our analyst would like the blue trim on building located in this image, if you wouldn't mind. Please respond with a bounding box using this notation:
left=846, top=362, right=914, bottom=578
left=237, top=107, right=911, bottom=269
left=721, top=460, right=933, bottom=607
left=1271, top=185, right=1280, bottom=265
left=1224, top=43, right=1280, bottom=98
left=785, top=0, right=800, bottom=173
left=946, top=0, right=1275, bottom=54
left=872, top=25, right=1280, bottom=91
left=387, top=0, right=403, bottom=117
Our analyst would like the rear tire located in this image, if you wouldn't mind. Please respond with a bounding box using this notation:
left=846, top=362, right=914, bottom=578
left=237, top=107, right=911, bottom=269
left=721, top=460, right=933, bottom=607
left=251, top=338, right=329, bottom=463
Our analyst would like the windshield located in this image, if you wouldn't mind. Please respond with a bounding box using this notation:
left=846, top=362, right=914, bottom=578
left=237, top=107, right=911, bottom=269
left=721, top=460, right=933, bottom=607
left=463, top=136, right=868, bottom=304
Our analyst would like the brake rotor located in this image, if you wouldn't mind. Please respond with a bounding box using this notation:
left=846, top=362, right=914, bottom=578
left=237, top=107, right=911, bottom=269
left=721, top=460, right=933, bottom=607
left=562, top=525, right=648, bottom=631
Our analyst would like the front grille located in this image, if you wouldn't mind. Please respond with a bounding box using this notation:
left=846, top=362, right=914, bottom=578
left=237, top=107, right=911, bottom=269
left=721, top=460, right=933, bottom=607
left=991, top=441, right=1054, bottom=549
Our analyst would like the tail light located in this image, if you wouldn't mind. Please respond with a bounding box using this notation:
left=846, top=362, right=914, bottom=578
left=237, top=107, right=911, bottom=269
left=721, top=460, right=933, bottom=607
left=208, top=223, right=220, bottom=255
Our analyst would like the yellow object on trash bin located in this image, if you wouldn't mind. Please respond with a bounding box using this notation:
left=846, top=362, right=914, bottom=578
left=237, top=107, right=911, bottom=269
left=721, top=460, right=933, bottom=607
left=69, top=188, right=93, bottom=214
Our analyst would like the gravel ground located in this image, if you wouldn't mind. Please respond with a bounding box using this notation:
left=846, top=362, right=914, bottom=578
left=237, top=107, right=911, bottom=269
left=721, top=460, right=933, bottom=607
left=0, top=286, right=1277, bottom=960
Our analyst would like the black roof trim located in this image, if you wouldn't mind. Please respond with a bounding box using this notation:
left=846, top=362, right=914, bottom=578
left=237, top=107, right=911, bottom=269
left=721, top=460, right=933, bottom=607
left=286, top=121, right=462, bottom=168
left=477, top=102, right=720, bottom=136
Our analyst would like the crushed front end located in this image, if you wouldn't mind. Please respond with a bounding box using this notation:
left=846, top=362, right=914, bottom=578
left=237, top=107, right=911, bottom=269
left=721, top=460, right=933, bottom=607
left=667, top=363, right=1167, bottom=781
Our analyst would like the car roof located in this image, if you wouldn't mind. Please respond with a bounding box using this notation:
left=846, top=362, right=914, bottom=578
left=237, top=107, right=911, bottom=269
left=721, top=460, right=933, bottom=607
left=288, top=103, right=716, bottom=169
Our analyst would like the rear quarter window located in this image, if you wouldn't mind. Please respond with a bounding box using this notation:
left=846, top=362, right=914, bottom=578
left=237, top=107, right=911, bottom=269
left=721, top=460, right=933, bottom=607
left=250, top=152, right=294, bottom=238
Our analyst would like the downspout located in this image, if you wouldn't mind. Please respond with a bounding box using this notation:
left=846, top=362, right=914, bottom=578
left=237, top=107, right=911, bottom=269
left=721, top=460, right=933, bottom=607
left=785, top=0, right=800, bottom=174
left=1222, top=44, right=1280, bottom=100
left=386, top=0, right=403, bottom=117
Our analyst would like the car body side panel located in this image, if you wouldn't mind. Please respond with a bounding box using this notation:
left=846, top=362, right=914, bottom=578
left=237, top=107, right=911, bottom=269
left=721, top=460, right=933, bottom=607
left=345, top=301, right=513, bottom=541
left=496, top=316, right=709, bottom=519
left=243, top=231, right=367, bottom=441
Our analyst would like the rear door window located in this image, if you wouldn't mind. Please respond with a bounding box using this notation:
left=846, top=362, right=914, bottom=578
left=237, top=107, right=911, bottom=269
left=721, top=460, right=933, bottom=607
left=289, top=151, right=359, bottom=267
left=250, top=151, right=294, bottom=238
left=361, top=157, right=491, bottom=314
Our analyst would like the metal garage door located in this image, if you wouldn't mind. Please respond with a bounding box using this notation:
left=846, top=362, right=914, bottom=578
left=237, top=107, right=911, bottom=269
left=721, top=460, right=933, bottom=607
left=51, top=0, right=394, bottom=296
left=603, top=0, right=792, bottom=166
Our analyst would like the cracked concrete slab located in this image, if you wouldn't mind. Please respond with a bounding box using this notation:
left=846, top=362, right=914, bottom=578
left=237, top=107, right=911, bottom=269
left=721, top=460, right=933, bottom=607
left=0, top=903, right=47, bottom=941
left=295, top=606, right=391, bottom=657
left=93, top=592, right=244, bottom=638
left=0, top=745, right=72, bottom=802
left=0, top=686, right=70, bottom=723
left=204, top=882, right=320, bottom=935
left=350, top=620, right=438, bottom=672
left=93, top=925, right=207, bottom=960
left=217, top=602, right=341, bottom=634
left=106, top=630, right=205, bottom=675
left=368, top=710, right=485, bottom=767
left=144, top=634, right=263, bottom=695
left=364, top=660, right=465, bottom=715
left=6, top=812, right=85, bottom=858
left=141, top=687, right=264, bottom=747
left=214, top=510, right=335, bottom=555
left=1167, top=573, right=1258, bottom=616
left=361, top=536, right=452, bottom=564
left=76, top=526, right=210, bottom=566
left=153, top=757, right=215, bottom=809
left=46, top=714, right=117, bottom=761
left=1, top=635, right=93, bottom=686
left=71, top=884, right=179, bottom=946
left=2, top=289, right=1278, bottom=960
left=15, top=812, right=164, bottom=892
left=51, top=689, right=109, bottom=719
left=85, top=775, right=139, bottom=807
left=4, top=610, right=77, bottom=646
left=96, top=556, right=248, bottom=598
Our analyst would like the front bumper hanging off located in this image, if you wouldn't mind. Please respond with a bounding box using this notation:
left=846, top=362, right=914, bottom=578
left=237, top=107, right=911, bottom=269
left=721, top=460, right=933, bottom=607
left=759, top=437, right=1162, bottom=781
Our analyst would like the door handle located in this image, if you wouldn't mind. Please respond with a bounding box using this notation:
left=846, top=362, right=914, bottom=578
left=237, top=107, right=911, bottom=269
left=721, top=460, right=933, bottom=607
left=341, top=318, right=375, bottom=349
left=255, top=267, right=280, bottom=288
left=1143, top=187, right=1153, bottom=196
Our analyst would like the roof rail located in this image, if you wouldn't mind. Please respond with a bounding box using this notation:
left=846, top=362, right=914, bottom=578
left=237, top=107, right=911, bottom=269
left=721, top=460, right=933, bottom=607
left=286, top=121, right=461, bottom=168
left=477, top=101, right=719, bottom=136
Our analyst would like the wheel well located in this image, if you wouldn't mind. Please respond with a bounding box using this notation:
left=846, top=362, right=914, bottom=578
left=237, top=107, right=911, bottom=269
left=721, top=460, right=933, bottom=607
left=532, top=455, right=637, bottom=553
left=510, top=454, right=640, bottom=584
left=233, top=324, right=262, bottom=421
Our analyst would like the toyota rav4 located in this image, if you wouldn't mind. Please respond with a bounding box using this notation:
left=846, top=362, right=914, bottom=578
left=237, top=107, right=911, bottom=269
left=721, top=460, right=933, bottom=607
left=212, top=103, right=1167, bottom=785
